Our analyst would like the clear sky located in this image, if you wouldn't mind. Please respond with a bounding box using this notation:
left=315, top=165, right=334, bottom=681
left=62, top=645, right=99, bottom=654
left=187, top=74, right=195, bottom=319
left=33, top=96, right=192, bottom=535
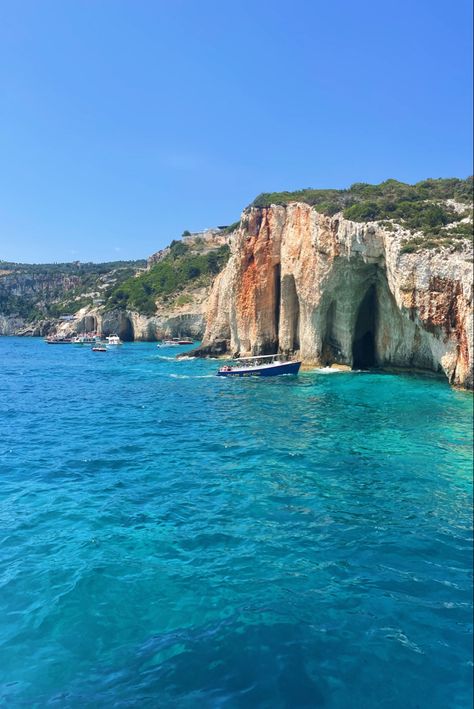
left=0, top=0, right=472, bottom=263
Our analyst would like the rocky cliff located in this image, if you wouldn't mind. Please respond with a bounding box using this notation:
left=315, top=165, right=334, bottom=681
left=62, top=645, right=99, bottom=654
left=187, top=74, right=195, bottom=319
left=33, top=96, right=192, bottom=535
left=195, top=203, right=473, bottom=388
left=53, top=288, right=209, bottom=342
left=0, top=231, right=231, bottom=340
left=0, top=260, right=145, bottom=336
left=0, top=267, right=83, bottom=336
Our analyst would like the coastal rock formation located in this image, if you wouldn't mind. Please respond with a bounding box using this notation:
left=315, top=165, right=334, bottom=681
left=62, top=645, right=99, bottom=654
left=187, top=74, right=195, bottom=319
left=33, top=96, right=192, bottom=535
left=0, top=236, right=223, bottom=340
left=195, top=204, right=473, bottom=388
left=54, top=286, right=209, bottom=342
left=0, top=260, right=145, bottom=337
left=0, top=268, right=82, bottom=336
left=0, top=316, right=54, bottom=337
left=95, top=306, right=205, bottom=342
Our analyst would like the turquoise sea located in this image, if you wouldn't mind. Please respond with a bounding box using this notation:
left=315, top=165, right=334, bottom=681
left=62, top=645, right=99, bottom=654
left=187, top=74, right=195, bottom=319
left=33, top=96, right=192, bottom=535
left=0, top=337, right=472, bottom=708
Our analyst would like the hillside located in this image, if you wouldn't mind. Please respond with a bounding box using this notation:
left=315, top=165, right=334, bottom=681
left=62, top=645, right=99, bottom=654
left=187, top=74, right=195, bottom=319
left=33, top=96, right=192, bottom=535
left=106, top=238, right=230, bottom=316
left=0, top=260, right=145, bottom=326
left=0, top=230, right=233, bottom=337
left=0, top=177, right=471, bottom=339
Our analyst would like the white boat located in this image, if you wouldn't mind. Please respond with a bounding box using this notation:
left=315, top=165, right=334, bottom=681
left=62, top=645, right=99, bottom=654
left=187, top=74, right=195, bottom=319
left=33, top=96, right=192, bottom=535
left=106, top=334, right=123, bottom=346
left=157, top=337, right=194, bottom=347
left=45, top=336, right=73, bottom=344
left=71, top=334, right=96, bottom=345
left=157, top=340, right=180, bottom=347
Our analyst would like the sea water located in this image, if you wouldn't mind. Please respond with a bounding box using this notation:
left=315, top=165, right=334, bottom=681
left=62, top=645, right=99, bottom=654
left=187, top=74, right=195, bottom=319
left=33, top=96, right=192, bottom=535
left=0, top=338, right=472, bottom=708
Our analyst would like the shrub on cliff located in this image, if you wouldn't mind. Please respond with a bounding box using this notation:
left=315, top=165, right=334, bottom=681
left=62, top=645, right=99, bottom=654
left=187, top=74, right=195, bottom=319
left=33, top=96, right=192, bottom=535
left=0, top=260, right=144, bottom=320
left=169, top=240, right=190, bottom=258
left=220, top=221, right=241, bottom=234
left=106, top=244, right=230, bottom=314
left=344, top=199, right=459, bottom=230
left=250, top=177, right=473, bottom=225
left=400, top=219, right=473, bottom=253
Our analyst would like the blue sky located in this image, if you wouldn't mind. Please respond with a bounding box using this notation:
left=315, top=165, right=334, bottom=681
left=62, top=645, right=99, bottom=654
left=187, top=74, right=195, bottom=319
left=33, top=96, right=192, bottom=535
left=0, top=0, right=472, bottom=263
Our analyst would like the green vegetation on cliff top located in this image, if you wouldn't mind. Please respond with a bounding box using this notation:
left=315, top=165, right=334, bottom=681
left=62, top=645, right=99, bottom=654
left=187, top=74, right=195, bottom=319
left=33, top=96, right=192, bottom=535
left=0, top=259, right=146, bottom=275
left=1, top=177, right=472, bottom=323
left=251, top=177, right=473, bottom=252
left=251, top=177, right=473, bottom=214
left=106, top=241, right=230, bottom=316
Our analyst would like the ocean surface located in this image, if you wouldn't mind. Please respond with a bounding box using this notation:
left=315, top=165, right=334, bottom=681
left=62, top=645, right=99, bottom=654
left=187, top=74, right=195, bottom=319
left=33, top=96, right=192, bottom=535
left=0, top=337, right=472, bottom=708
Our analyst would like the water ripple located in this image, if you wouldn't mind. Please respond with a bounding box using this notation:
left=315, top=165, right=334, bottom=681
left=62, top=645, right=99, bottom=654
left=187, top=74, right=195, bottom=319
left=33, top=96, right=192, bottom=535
left=0, top=339, right=472, bottom=708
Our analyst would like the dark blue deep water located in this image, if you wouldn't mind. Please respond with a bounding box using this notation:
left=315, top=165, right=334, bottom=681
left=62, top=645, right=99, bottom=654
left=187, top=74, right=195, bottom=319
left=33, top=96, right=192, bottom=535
left=0, top=338, right=472, bottom=708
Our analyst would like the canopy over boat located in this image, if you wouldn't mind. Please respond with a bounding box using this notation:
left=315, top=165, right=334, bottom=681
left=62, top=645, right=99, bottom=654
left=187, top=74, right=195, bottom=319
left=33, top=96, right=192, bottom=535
left=217, top=353, right=301, bottom=377
left=106, top=334, right=123, bottom=345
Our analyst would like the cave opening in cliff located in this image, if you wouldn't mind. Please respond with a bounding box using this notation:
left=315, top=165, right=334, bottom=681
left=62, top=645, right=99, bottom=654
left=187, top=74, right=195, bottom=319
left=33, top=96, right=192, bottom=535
left=274, top=264, right=281, bottom=347
left=321, top=300, right=341, bottom=365
left=281, top=274, right=300, bottom=351
left=118, top=317, right=134, bottom=342
left=79, top=315, right=97, bottom=333
left=352, top=285, right=377, bottom=369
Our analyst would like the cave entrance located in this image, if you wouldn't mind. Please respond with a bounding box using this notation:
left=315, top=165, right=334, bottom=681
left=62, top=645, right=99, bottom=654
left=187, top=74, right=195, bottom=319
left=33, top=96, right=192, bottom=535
left=118, top=316, right=134, bottom=342
left=281, top=274, right=299, bottom=351
left=79, top=315, right=97, bottom=333
left=321, top=300, right=341, bottom=365
left=274, top=264, right=281, bottom=345
left=352, top=285, right=376, bottom=369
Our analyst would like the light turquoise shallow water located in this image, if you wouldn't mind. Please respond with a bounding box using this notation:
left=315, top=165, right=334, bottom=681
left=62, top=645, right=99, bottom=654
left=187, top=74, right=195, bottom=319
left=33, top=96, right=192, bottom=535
left=0, top=337, right=472, bottom=708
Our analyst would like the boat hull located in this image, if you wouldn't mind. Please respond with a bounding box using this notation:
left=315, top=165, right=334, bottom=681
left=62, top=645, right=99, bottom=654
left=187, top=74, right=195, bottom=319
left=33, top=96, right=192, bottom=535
left=217, top=361, right=301, bottom=377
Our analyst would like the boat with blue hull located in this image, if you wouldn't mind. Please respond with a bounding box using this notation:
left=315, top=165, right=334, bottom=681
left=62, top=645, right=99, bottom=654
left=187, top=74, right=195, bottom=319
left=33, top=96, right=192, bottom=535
left=217, top=354, right=301, bottom=377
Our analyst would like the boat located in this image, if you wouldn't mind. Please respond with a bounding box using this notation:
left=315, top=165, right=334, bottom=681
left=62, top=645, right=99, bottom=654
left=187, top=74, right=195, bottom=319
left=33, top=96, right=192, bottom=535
left=45, top=336, right=73, bottom=344
left=71, top=334, right=98, bottom=345
left=106, top=334, right=123, bottom=345
left=160, top=340, right=180, bottom=347
left=157, top=337, right=193, bottom=347
left=217, top=354, right=302, bottom=377
left=91, top=345, right=107, bottom=352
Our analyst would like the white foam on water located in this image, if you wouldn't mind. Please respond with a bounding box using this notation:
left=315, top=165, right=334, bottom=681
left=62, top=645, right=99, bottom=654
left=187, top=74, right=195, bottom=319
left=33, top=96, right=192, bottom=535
left=314, top=367, right=346, bottom=374
left=169, top=373, right=215, bottom=379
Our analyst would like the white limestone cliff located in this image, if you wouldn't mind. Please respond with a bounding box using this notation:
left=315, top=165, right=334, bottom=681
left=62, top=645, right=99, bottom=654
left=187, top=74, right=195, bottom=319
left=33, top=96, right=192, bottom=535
left=195, top=204, right=473, bottom=389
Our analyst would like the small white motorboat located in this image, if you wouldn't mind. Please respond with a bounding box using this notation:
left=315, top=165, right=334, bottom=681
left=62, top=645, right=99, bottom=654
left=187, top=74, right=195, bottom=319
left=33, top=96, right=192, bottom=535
left=106, top=334, right=123, bottom=346
left=157, top=339, right=180, bottom=347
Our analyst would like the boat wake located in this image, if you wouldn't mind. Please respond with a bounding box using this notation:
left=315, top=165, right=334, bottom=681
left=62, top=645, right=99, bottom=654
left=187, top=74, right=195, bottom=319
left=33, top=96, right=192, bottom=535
left=314, top=367, right=346, bottom=374
left=314, top=367, right=369, bottom=374
left=169, top=373, right=215, bottom=379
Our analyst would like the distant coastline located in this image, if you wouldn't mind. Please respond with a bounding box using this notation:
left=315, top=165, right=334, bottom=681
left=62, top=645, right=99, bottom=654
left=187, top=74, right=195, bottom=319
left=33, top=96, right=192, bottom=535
left=2, top=178, right=472, bottom=388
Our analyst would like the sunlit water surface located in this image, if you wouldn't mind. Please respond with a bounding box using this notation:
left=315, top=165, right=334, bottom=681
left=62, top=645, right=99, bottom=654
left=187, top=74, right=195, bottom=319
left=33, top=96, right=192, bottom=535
left=0, top=338, right=472, bottom=708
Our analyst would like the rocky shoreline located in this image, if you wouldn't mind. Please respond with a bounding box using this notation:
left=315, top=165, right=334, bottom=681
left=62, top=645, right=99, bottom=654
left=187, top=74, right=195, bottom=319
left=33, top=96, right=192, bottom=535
left=192, top=204, right=473, bottom=389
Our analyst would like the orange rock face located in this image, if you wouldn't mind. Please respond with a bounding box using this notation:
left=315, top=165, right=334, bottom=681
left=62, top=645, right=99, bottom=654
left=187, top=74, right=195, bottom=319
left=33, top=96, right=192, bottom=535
left=197, top=203, right=473, bottom=389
